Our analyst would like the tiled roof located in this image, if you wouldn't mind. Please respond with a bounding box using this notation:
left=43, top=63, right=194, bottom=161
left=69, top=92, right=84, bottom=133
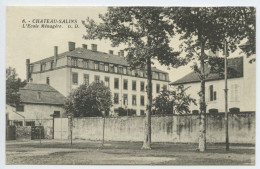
left=170, top=57, right=243, bottom=85
left=31, top=48, right=167, bottom=73
left=19, top=83, right=66, bottom=105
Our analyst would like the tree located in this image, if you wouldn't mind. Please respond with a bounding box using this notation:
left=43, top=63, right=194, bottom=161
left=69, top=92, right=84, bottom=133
left=169, top=7, right=250, bottom=151
left=152, top=85, right=196, bottom=115
left=64, top=81, right=112, bottom=117
left=6, top=67, right=27, bottom=107
left=82, top=7, right=185, bottom=149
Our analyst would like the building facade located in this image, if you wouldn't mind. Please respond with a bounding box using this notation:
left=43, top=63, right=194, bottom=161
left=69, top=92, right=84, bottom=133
left=6, top=83, right=66, bottom=127
left=170, top=55, right=256, bottom=113
left=27, top=42, right=169, bottom=116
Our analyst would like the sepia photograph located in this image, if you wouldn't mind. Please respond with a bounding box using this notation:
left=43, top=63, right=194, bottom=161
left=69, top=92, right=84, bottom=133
left=3, top=4, right=256, bottom=166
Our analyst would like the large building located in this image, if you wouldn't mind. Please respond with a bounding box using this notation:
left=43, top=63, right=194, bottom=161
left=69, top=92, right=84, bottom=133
left=27, top=42, right=170, bottom=116
left=170, top=55, right=256, bottom=113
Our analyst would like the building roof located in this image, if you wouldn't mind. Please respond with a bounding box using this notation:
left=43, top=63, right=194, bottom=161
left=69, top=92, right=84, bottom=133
left=19, top=83, right=66, bottom=105
left=31, top=47, right=167, bottom=73
left=170, top=57, right=243, bottom=86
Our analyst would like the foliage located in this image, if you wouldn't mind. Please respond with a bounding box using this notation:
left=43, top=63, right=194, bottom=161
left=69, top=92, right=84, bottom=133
left=118, top=107, right=136, bottom=116
left=152, top=85, right=196, bottom=115
left=6, top=67, right=27, bottom=106
left=82, top=7, right=187, bottom=149
left=64, top=82, right=112, bottom=117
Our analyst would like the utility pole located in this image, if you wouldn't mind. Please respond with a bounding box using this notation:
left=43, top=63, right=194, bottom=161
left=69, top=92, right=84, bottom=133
left=224, top=40, right=229, bottom=151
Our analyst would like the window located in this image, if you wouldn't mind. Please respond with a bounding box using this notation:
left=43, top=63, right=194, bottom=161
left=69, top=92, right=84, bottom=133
left=109, top=65, right=114, bottom=72
left=156, top=84, right=160, bottom=93
left=123, top=94, right=128, bottom=105
left=140, top=110, right=145, bottom=115
left=72, top=59, right=77, bottom=67
left=114, top=78, right=119, bottom=89
left=209, top=85, right=217, bottom=101
left=46, top=77, right=50, bottom=85
left=123, top=67, right=127, bottom=74
left=41, top=63, right=46, bottom=71
left=118, top=67, right=123, bottom=74
left=105, top=77, right=110, bottom=87
left=105, top=64, right=109, bottom=71
left=94, top=63, right=99, bottom=70
left=83, top=74, right=89, bottom=85
left=83, top=60, right=88, bottom=68
left=50, top=61, right=54, bottom=70
left=114, top=66, right=118, bottom=73
left=114, top=93, right=119, bottom=104
left=132, top=81, right=136, bottom=91
left=230, top=84, right=240, bottom=102
left=13, top=121, right=23, bottom=127
left=132, top=95, right=136, bottom=105
left=26, top=121, right=35, bottom=126
left=16, top=105, right=24, bottom=112
left=94, top=75, right=100, bottom=83
left=140, top=82, right=145, bottom=91
left=72, top=72, right=78, bottom=85
left=163, top=85, right=167, bottom=90
left=54, top=111, right=60, bottom=118
left=99, top=63, right=104, bottom=71
left=123, top=79, right=128, bottom=90
left=140, top=95, right=145, bottom=106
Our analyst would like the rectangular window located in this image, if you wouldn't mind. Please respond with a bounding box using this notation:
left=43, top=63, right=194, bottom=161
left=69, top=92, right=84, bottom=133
left=132, top=81, right=136, bottom=91
left=94, top=63, right=99, bottom=70
left=99, top=63, right=104, bottom=71
left=140, top=82, right=145, bottom=91
left=123, top=94, right=128, bottom=105
left=118, top=67, right=123, bottom=74
left=214, top=91, right=217, bottom=101
left=123, top=67, right=127, bottom=74
left=83, top=74, right=89, bottom=85
left=156, top=84, right=160, bottom=93
left=16, top=105, right=24, bottom=112
left=209, top=85, right=214, bottom=101
left=114, top=93, right=119, bottom=104
left=94, top=75, right=100, bottom=83
left=132, top=95, right=136, bottom=105
left=109, top=65, right=114, bottom=73
left=50, top=61, right=54, bottom=70
left=114, top=78, right=119, bottom=89
left=83, top=60, right=88, bottom=68
left=140, top=110, right=145, bottom=115
left=140, top=96, right=145, bottom=106
left=105, top=77, right=110, bottom=87
left=72, top=59, right=77, bottom=67
left=72, top=72, right=78, bottom=85
left=105, top=64, right=109, bottom=71
left=54, top=111, right=61, bottom=118
left=46, top=77, right=50, bottom=85
left=163, top=84, right=167, bottom=90
left=114, top=66, right=118, bottom=73
left=123, top=79, right=128, bottom=90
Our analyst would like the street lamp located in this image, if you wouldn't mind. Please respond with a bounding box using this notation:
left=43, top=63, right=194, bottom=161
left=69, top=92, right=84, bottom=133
left=67, top=114, right=73, bottom=146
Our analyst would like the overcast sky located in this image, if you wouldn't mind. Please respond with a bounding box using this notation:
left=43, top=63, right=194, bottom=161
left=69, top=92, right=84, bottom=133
left=6, top=6, right=244, bottom=82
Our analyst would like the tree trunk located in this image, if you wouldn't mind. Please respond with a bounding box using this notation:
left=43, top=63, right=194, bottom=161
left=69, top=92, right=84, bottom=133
left=198, top=42, right=206, bottom=152
left=142, top=56, right=152, bottom=150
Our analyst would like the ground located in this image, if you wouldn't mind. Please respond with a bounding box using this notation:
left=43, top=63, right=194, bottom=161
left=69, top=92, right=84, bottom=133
left=6, top=140, right=255, bottom=165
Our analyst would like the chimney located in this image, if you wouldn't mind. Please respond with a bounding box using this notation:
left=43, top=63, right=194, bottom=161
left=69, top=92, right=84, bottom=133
left=82, top=44, right=88, bottom=49
left=120, top=50, right=124, bottom=57
left=91, top=44, right=97, bottom=51
left=109, top=50, right=113, bottom=55
left=26, top=59, right=30, bottom=82
left=54, top=46, right=58, bottom=67
left=68, top=41, right=76, bottom=51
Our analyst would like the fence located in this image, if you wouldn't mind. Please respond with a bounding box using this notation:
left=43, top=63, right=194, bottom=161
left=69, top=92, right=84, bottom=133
left=70, top=112, right=255, bottom=144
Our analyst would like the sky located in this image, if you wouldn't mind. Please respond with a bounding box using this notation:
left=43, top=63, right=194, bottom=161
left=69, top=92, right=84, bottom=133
left=6, top=6, right=244, bottom=82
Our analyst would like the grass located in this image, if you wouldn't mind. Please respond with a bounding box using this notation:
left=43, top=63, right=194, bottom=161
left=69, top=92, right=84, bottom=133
left=6, top=140, right=255, bottom=165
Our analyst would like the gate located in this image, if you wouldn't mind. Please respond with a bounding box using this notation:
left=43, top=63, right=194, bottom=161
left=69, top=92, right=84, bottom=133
left=54, top=118, right=68, bottom=140
left=6, top=126, right=16, bottom=140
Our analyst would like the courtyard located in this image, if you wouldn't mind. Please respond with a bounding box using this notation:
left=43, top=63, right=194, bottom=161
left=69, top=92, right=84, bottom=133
left=6, top=140, right=255, bottom=165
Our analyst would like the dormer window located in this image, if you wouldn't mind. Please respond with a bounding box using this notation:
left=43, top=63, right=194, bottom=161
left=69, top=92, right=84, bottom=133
left=72, top=58, right=78, bottom=67
left=94, top=63, right=99, bottom=70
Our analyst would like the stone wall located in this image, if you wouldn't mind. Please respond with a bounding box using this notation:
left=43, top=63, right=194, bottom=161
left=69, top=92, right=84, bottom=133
left=71, top=112, right=255, bottom=144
